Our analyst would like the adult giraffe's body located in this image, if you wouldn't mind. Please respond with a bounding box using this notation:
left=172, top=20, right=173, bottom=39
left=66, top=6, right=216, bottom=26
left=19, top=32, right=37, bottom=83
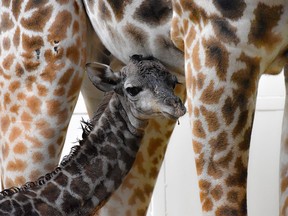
left=2, top=0, right=288, bottom=215
left=0, top=0, right=186, bottom=215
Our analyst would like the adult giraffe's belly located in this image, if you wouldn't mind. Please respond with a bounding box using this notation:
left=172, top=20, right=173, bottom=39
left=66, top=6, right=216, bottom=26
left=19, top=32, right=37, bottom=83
left=83, top=0, right=185, bottom=80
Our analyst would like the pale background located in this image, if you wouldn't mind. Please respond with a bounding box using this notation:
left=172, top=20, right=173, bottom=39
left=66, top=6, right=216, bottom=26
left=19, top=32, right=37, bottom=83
left=63, top=72, right=285, bottom=216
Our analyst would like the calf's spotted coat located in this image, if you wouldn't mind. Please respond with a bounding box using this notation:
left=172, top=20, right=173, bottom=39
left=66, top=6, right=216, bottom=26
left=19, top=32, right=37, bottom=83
left=0, top=56, right=185, bottom=216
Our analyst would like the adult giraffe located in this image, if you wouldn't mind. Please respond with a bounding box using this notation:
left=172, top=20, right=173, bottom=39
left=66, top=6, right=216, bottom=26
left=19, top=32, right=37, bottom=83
left=2, top=0, right=287, bottom=215
left=171, top=0, right=288, bottom=215
left=0, top=0, right=186, bottom=215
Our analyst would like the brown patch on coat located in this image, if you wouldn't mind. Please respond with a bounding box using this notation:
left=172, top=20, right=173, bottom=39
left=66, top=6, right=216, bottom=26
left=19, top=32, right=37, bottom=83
left=200, top=106, right=220, bottom=132
left=27, top=96, right=41, bottom=114
left=25, top=135, right=43, bottom=148
left=209, top=131, right=229, bottom=153
left=107, top=0, right=132, bottom=21
left=58, top=68, right=74, bottom=85
left=67, top=73, right=82, bottom=98
left=98, top=0, right=112, bottom=21
left=2, top=142, right=9, bottom=160
left=211, top=185, right=223, bottom=201
left=25, top=0, right=49, bottom=11
left=15, top=176, right=26, bottom=186
left=215, top=205, right=239, bottom=216
left=21, top=111, right=32, bottom=130
left=171, top=17, right=184, bottom=51
left=34, top=119, right=55, bottom=139
left=2, top=0, right=10, bottom=7
left=179, top=0, right=208, bottom=25
left=3, top=37, right=11, bottom=50
left=22, top=34, right=44, bottom=71
left=227, top=190, right=239, bottom=203
left=172, top=1, right=182, bottom=18
left=193, top=140, right=203, bottom=154
left=204, top=38, right=229, bottom=81
left=213, top=0, right=246, bottom=20
left=1, top=115, right=10, bottom=133
left=124, top=23, right=148, bottom=47
left=0, top=12, right=14, bottom=32
left=9, top=81, right=21, bottom=92
left=186, top=63, right=193, bottom=93
left=2, top=54, right=14, bottom=70
left=57, top=109, right=68, bottom=125
left=211, top=16, right=240, bottom=45
left=192, top=42, right=201, bottom=71
left=7, top=158, right=27, bottom=171
left=133, top=0, right=172, bottom=27
left=200, top=81, right=224, bottom=104
left=222, top=96, right=237, bottom=125
left=232, top=110, right=249, bottom=138
left=41, top=49, right=65, bottom=83
left=186, top=26, right=197, bottom=49
left=13, top=27, right=20, bottom=47
left=54, top=87, right=65, bottom=96
left=231, top=53, right=260, bottom=105
left=10, top=105, right=20, bottom=114
left=195, top=152, right=205, bottom=175
left=32, top=152, right=44, bottom=163
left=147, top=137, right=164, bottom=157
left=208, top=159, right=224, bottom=179
left=47, top=10, right=72, bottom=42
left=46, top=99, right=61, bottom=116
left=48, top=144, right=56, bottom=158
left=26, top=75, right=36, bottom=90
left=72, top=21, right=80, bottom=36
left=238, top=127, right=252, bottom=151
left=199, top=180, right=213, bottom=211
left=230, top=53, right=260, bottom=137
left=0, top=66, right=11, bottom=80
left=21, top=5, right=53, bottom=32
left=248, top=3, right=283, bottom=51
left=226, top=156, right=247, bottom=187
left=37, top=84, right=48, bottom=97
left=66, top=44, right=80, bottom=65
left=22, top=34, right=44, bottom=52
left=9, top=126, right=21, bottom=142
left=193, top=119, right=206, bottom=139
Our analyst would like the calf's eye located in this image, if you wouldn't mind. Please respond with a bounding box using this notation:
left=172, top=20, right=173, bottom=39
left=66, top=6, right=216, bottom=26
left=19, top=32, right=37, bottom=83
left=126, top=87, right=142, bottom=96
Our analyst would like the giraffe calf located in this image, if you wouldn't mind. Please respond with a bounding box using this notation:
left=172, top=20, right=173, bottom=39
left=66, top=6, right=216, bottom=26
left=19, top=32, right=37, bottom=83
left=0, top=55, right=186, bottom=216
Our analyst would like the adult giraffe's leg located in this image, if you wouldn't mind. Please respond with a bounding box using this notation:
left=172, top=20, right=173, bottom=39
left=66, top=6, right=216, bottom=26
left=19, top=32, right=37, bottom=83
left=171, top=2, right=265, bottom=215
left=183, top=34, right=258, bottom=216
left=0, top=0, right=87, bottom=188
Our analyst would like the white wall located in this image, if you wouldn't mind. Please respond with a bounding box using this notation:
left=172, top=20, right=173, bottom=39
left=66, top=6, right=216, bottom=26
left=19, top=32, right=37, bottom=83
left=63, top=72, right=285, bottom=216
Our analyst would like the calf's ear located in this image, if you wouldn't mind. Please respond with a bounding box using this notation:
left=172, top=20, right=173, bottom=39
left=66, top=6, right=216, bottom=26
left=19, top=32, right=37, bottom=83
left=86, top=62, right=121, bottom=92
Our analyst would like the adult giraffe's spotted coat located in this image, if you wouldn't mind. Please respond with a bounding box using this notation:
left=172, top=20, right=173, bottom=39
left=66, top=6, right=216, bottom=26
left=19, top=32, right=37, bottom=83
left=0, top=1, right=186, bottom=215
left=2, top=0, right=288, bottom=215
left=171, top=0, right=288, bottom=215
